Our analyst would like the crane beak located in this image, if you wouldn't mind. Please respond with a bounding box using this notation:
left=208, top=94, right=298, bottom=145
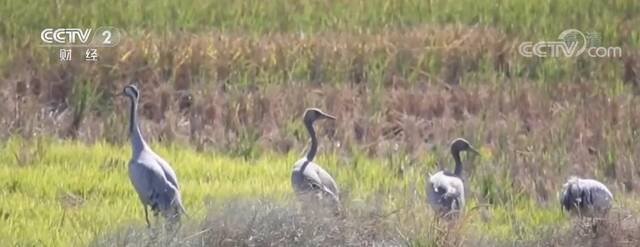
left=469, top=146, right=480, bottom=155
left=321, top=112, right=336, bottom=120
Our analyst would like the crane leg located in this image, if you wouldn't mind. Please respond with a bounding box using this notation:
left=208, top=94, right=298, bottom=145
left=144, top=205, right=151, bottom=228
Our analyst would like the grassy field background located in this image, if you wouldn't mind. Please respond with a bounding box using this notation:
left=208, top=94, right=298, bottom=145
left=0, top=137, right=577, bottom=246
left=1, top=0, right=640, bottom=246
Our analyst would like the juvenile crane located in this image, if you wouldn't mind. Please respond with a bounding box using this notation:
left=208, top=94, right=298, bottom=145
left=560, top=176, right=613, bottom=218
left=427, top=138, right=479, bottom=216
left=291, top=108, right=339, bottom=208
left=123, top=84, right=186, bottom=226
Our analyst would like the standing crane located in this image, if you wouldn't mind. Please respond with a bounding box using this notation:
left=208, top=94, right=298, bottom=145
left=291, top=108, right=339, bottom=209
left=426, top=138, right=479, bottom=217
left=123, top=84, right=186, bottom=227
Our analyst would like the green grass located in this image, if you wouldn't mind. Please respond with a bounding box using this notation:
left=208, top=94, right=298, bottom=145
left=2, top=0, right=637, bottom=40
left=0, top=136, right=577, bottom=246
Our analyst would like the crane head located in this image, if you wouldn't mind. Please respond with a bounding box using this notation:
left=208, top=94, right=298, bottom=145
left=122, top=84, right=140, bottom=99
left=450, top=138, right=479, bottom=155
left=303, top=108, right=336, bottom=123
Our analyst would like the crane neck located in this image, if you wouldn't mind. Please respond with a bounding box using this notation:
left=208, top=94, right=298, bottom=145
left=128, top=96, right=148, bottom=154
left=304, top=119, right=318, bottom=161
left=452, top=149, right=463, bottom=176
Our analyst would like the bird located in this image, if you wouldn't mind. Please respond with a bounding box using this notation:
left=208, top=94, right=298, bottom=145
left=291, top=108, right=339, bottom=209
left=560, top=176, right=613, bottom=218
left=122, top=84, right=187, bottom=227
left=426, top=138, right=479, bottom=217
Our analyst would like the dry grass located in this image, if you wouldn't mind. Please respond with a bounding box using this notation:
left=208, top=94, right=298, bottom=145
left=91, top=198, right=482, bottom=247
left=517, top=209, right=640, bottom=247
left=91, top=198, right=640, bottom=247
left=91, top=199, right=399, bottom=247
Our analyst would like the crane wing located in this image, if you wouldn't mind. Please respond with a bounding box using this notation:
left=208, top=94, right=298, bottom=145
left=151, top=152, right=180, bottom=190
left=427, top=171, right=465, bottom=212
left=293, top=160, right=339, bottom=202
left=314, top=164, right=339, bottom=197
left=429, top=172, right=463, bottom=195
left=129, top=156, right=182, bottom=213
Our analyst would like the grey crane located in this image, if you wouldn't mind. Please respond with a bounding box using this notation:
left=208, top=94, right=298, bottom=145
left=123, top=84, right=186, bottom=227
left=291, top=108, right=339, bottom=208
left=426, top=138, right=479, bottom=216
left=560, top=176, right=613, bottom=218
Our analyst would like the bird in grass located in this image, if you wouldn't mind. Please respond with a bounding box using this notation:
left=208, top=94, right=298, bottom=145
left=123, top=84, right=187, bottom=227
left=291, top=108, right=339, bottom=209
left=560, top=176, right=613, bottom=218
left=426, top=138, right=479, bottom=217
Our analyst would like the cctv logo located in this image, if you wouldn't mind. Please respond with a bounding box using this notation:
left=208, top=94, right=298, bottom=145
left=41, top=28, right=92, bottom=45
left=40, top=27, right=121, bottom=47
